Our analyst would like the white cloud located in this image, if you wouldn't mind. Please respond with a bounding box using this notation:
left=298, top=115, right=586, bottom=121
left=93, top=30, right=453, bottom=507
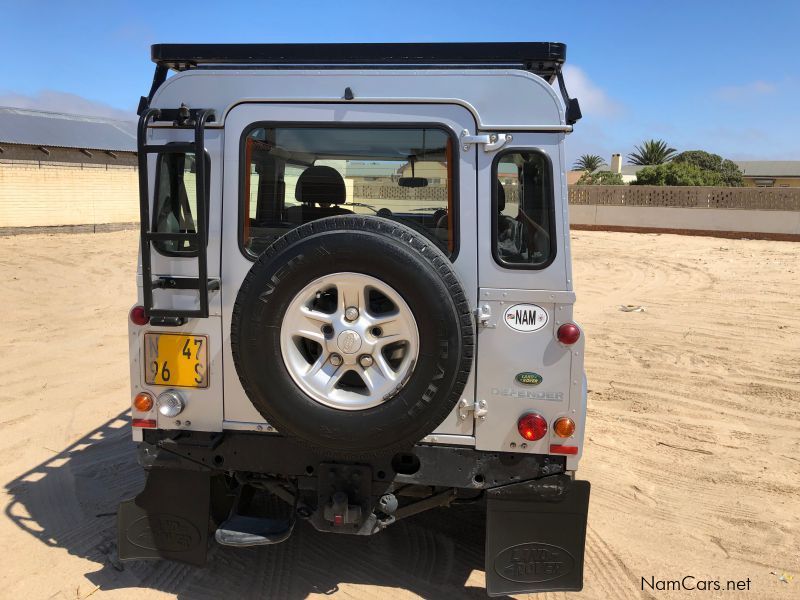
left=0, top=90, right=135, bottom=121
left=562, top=65, right=623, bottom=118
left=714, top=80, right=778, bottom=101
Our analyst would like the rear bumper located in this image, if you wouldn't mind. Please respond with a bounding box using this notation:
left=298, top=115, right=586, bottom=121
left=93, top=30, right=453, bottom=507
left=119, top=430, right=589, bottom=596
left=137, top=429, right=568, bottom=490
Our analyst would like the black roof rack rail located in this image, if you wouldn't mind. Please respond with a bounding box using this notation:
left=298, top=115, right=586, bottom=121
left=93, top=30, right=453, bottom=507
left=151, top=42, right=566, bottom=79
left=140, top=42, right=580, bottom=125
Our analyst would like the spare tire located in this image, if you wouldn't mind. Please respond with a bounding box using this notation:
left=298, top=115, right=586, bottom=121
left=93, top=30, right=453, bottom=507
left=231, top=215, right=473, bottom=458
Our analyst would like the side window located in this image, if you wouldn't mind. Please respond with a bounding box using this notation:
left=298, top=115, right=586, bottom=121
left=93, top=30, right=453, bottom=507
left=242, top=127, right=456, bottom=258
left=153, top=152, right=200, bottom=254
left=493, top=151, right=555, bottom=269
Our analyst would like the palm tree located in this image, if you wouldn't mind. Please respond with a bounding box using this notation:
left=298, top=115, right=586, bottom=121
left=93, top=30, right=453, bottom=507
left=572, top=154, right=607, bottom=172
left=627, top=139, right=677, bottom=165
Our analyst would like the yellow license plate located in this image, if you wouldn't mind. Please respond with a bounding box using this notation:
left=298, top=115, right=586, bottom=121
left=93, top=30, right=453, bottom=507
left=144, top=333, right=208, bottom=388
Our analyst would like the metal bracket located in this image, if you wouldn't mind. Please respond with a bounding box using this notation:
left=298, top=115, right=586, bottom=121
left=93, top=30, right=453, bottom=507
left=461, top=130, right=512, bottom=152
left=474, top=304, right=494, bottom=328
left=458, top=398, right=488, bottom=421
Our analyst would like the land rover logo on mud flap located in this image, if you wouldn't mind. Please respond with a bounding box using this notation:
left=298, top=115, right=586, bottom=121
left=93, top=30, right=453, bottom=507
left=495, top=542, right=575, bottom=583
left=126, top=514, right=201, bottom=553
left=515, top=372, right=543, bottom=386
left=504, top=303, right=548, bottom=332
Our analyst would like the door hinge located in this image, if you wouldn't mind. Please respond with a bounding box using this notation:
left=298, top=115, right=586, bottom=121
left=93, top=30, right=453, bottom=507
left=474, top=304, right=494, bottom=328
left=458, top=398, right=488, bottom=421
left=460, top=130, right=512, bottom=152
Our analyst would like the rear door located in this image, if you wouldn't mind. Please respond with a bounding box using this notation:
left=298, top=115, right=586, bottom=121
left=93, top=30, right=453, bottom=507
left=220, top=103, right=478, bottom=437
left=474, top=133, right=584, bottom=452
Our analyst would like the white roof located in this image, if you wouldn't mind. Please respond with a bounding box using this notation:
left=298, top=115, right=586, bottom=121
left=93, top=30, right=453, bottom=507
left=151, top=69, right=568, bottom=132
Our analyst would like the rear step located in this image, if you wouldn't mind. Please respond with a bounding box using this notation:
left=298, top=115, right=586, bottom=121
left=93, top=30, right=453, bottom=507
left=215, top=484, right=295, bottom=547
left=215, top=514, right=295, bottom=547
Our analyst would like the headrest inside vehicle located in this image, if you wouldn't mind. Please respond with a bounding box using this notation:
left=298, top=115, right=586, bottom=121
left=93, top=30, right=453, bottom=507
left=295, top=166, right=346, bottom=205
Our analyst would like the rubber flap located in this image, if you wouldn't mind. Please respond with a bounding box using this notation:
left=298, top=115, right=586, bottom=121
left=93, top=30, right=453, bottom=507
left=485, top=477, right=590, bottom=596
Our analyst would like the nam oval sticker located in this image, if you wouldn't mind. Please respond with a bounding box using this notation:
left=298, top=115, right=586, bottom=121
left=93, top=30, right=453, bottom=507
left=504, top=303, right=548, bottom=333
left=515, top=372, right=543, bottom=386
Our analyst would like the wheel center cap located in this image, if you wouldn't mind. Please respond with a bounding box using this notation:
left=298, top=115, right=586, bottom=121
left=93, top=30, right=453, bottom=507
left=337, top=330, right=362, bottom=354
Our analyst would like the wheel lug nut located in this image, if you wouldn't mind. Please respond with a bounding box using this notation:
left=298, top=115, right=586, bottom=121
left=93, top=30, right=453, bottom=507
left=345, top=307, right=359, bottom=321
left=359, top=354, right=374, bottom=368
left=322, top=324, right=334, bottom=336
left=330, top=353, right=343, bottom=366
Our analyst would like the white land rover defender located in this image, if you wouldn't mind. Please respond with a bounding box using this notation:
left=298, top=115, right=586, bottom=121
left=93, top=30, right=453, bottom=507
left=118, top=42, right=589, bottom=596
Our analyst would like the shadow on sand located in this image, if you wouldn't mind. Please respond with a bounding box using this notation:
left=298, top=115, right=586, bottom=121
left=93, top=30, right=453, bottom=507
left=5, top=412, right=500, bottom=598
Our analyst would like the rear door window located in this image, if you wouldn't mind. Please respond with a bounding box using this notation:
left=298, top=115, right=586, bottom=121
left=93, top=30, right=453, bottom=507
left=493, top=151, right=555, bottom=269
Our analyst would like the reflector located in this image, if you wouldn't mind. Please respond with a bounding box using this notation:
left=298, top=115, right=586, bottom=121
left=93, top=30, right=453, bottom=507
left=550, top=444, right=579, bottom=455
left=132, top=418, right=157, bottom=428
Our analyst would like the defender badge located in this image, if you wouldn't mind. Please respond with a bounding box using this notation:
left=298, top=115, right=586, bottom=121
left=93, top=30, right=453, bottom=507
left=515, top=372, right=543, bottom=386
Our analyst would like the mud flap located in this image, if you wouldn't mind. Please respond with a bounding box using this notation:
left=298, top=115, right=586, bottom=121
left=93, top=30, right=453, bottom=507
left=117, top=467, right=211, bottom=565
left=485, top=475, right=590, bottom=596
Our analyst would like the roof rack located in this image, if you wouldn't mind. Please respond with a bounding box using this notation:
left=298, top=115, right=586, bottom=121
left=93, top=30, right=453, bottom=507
left=140, top=42, right=581, bottom=125
left=151, top=42, right=567, bottom=81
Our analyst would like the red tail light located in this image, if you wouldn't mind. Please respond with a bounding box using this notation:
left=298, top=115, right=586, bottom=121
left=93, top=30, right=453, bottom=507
left=517, top=412, right=548, bottom=441
left=557, top=323, right=581, bottom=345
left=130, top=305, right=148, bottom=326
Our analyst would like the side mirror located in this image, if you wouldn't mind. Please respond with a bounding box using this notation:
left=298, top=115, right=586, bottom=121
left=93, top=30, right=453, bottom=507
left=398, top=177, right=428, bottom=188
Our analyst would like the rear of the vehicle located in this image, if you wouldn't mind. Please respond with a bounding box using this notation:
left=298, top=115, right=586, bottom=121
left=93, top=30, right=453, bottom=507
left=118, top=42, right=588, bottom=596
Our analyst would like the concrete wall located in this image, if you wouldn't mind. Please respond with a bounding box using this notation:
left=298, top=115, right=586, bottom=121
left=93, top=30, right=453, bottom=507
left=569, top=204, right=800, bottom=236
left=0, top=161, right=139, bottom=229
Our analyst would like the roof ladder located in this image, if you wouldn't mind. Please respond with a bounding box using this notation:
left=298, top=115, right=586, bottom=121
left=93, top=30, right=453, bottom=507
left=137, top=106, right=218, bottom=324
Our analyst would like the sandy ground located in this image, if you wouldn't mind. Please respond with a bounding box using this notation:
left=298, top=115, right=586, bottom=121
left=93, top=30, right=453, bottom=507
left=0, top=229, right=797, bottom=600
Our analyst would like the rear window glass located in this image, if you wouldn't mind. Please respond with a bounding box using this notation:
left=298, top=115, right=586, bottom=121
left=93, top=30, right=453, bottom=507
left=493, top=151, right=554, bottom=268
left=242, top=127, right=455, bottom=258
left=153, top=152, right=199, bottom=254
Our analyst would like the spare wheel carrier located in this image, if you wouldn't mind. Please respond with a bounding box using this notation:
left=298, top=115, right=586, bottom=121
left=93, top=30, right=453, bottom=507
left=230, top=215, right=474, bottom=459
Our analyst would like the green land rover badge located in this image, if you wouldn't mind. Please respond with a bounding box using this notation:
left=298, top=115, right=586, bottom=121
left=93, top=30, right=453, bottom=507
left=515, top=372, right=543, bottom=386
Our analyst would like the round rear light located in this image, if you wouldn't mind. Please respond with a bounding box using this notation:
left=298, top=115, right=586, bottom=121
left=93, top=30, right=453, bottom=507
left=130, top=305, right=148, bottom=326
left=553, top=417, right=576, bottom=438
left=517, top=412, right=548, bottom=441
left=557, top=323, right=581, bottom=345
left=157, top=390, right=185, bottom=418
left=133, top=392, right=154, bottom=412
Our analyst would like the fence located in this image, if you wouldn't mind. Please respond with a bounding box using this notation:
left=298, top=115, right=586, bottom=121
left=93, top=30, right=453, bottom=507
left=568, top=185, right=800, bottom=211
left=567, top=186, right=800, bottom=239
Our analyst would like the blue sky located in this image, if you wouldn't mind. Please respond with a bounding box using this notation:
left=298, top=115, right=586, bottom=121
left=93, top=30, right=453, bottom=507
left=1, top=0, right=798, bottom=164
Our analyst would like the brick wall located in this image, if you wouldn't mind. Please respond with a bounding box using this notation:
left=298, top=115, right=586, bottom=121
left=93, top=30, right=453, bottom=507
left=0, top=161, right=139, bottom=228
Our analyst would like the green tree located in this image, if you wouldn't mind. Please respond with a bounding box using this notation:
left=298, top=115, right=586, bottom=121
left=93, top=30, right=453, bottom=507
left=632, top=162, right=724, bottom=186
left=572, top=154, right=607, bottom=172
left=576, top=170, right=625, bottom=185
left=627, top=139, right=677, bottom=165
left=672, top=150, right=743, bottom=186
